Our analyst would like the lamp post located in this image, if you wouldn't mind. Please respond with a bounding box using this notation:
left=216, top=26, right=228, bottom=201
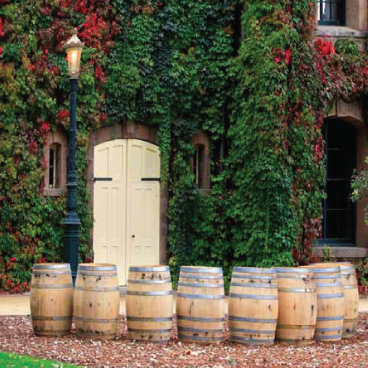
left=63, top=29, right=84, bottom=284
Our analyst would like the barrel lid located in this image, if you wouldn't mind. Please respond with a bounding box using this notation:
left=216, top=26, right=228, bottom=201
left=180, top=266, right=223, bottom=274
left=274, top=267, right=311, bottom=274
left=33, top=263, right=71, bottom=271
left=233, top=267, right=275, bottom=274
left=129, top=265, right=169, bottom=272
left=78, top=263, right=117, bottom=271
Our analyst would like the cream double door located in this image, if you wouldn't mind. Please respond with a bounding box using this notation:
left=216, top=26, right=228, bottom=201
left=93, top=139, right=160, bottom=285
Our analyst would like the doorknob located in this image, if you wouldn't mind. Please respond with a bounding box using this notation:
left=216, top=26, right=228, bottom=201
left=132, top=235, right=135, bottom=238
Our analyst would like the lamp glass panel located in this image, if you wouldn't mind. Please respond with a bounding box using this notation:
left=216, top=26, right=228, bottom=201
left=67, top=47, right=82, bottom=77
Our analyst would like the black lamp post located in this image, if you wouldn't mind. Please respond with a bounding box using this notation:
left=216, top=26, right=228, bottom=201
left=63, top=29, right=84, bottom=284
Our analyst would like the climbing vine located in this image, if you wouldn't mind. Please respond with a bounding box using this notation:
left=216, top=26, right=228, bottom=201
left=1, top=0, right=368, bottom=291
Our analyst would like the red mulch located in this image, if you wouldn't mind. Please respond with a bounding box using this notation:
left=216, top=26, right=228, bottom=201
left=0, top=314, right=368, bottom=367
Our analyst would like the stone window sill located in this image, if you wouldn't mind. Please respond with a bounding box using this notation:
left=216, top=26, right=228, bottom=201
left=43, top=188, right=67, bottom=197
left=312, top=246, right=368, bottom=259
left=315, top=25, right=368, bottom=38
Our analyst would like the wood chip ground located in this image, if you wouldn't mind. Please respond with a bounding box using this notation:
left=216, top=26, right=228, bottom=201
left=0, top=314, right=368, bottom=367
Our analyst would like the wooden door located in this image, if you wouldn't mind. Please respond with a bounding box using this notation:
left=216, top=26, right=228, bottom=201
left=126, top=140, right=160, bottom=268
left=93, top=139, right=160, bottom=285
left=93, top=140, right=127, bottom=284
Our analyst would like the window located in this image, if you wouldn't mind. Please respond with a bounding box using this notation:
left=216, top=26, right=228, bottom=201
left=193, top=144, right=205, bottom=188
left=49, top=144, right=60, bottom=188
left=322, top=120, right=356, bottom=245
left=317, top=0, right=345, bottom=25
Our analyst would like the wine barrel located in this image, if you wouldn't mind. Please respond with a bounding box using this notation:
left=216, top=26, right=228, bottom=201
left=275, top=267, right=317, bottom=344
left=311, top=262, right=358, bottom=338
left=229, top=267, right=278, bottom=345
left=339, top=262, right=359, bottom=337
left=74, top=263, right=120, bottom=339
left=307, top=265, right=345, bottom=342
left=177, top=266, right=225, bottom=343
left=126, top=266, right=173, bottom=342
left=30, top=263, right=73, bottom=336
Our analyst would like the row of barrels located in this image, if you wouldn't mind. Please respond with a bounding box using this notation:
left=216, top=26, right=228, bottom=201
left=30, top=262, right=358, bottom=344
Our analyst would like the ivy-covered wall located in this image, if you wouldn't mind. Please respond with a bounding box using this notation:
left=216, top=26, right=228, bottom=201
left=0, top=0, right=367, bottom=291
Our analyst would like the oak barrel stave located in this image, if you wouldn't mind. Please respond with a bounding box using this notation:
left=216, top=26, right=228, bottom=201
left=229, top=267, right=278, bottom=345
left=30, top=263, right=73, bottom=336
left=177, top=266, right=225, bottom=343
left=74, top=263, right=120, bottom=340
left=275, top=267, right=317, bottom=344
left=126, top=266, right=173, bottom=342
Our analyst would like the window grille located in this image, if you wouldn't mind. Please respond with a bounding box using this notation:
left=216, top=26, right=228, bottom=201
left=317, top=0, right=345, bottom=25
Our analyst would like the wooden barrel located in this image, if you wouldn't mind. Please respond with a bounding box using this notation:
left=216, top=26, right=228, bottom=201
left=228, top=267, right=278, bottom=345
left=177, top=266, right=225, bottom=343
left=30, top=263, right=73, bottom=336
left=275, top=267, right=317, bottom=344
left=307, top=265, right=345, bottom=342
left=74, top=263, right=120, bottom=339
left=311, top=262, right=359, bottom=338
left=126, top=266, right=173, bottom=342
left=339, top=262, right=359, bottom=337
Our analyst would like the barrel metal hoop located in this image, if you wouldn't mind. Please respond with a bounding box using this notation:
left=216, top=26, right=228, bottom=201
left=232, top=267, right=275, bottom=274
left=74, top=316, right=119, bottom=323
left=31, top=284, right=73, bottom=289
left=78, top=265, right=117, bottom=272
left=309, top=267, right=340, bottom=273
left=276, top=275, right=309, bottom=280
left=180, top=267, right=223, bottom=274
left=277, top=338, right=313, bottom=343
left=315, top=282, right=343, bottom=287
left=231, top=274, right=276, bottom=281
left=317, top=293, right=344, bottom=299
left=315, top=334, right=342, bottom=340
left=228, top=316, right=277, bottom=324
left=179, top=274, right=223, bottom=280
left=177, top=315, right=225, bottom=322
left=178, top=282, right=224, bottom=288
left=33, top=264, right=70, bottom=270
left=33, top=271, right=71, bottom=275
left=32, top=316, right=72, bottom=321
left=312, top=275, right=341, bottom=280
left=178, top=327, right=223, bottom=333
left=315, top=327, right=342, bottom=332
left=274, top=268, right=310, bottom=274
left=128, top=328, right=172, bottom=333
left=177, top=293, right=225, bottom=300
left=343, top=285, right=358, bottom=290
left=178, top=335, right=222, bottom=341
left=127, top=290, right=173, bottom=296
left=277, top=287, right=315, bottom=293
left=127, top=316, right=172, bottom=322
left=75, top=286, right=119, bottom=292
left=129, top=266, right=170, bottom=272
left=230, top=336, right=274, bottom=344
left=316, top=315, right=344, bottom=321
left=128, top=279, right=171, bottom=285
left=229, top=328, right=275, bottom=334
left=230, top=282, right=277, bottom=289
left=229, top=293, right=278, bottom=300
left=78, top=272, right=117, bottom=277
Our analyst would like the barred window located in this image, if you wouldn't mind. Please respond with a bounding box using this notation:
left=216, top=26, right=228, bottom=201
left=317, top=0, right=345, bottom=25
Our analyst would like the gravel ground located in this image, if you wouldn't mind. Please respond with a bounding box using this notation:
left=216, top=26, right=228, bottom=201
left=1, top=315, right=368, bottom=368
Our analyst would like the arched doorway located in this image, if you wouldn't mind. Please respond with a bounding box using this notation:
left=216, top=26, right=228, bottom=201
left=322, top=120, right=357, bottom=245
left=93, top=139, right=161, bottom=284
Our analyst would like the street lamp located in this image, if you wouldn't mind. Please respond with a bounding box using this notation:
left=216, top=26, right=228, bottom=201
left=63, top=29, right=84, bottom=284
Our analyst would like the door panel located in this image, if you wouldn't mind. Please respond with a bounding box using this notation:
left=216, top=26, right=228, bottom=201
left=93, top=139, right=160, bottom=285
left=93, top=140, right=127, bottom=284
left=127, top=140, right=160, bottom=271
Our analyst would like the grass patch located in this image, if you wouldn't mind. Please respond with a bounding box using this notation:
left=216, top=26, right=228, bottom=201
left=0, top=352, right=80, bottom=367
